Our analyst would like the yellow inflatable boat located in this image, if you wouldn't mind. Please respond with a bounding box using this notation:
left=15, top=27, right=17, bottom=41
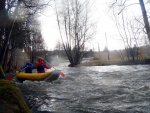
left=15, top=70, right=61, bottom=83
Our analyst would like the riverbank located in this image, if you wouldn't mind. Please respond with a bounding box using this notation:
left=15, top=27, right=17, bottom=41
left=79, top=58, right=150, bottom=66
left=0, top=80, right=31, bottom=113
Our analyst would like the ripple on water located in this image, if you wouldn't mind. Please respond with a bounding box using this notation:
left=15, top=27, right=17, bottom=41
left=18, top=65, right=150, bottom=113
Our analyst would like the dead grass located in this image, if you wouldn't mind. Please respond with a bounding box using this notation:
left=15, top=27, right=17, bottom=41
left=79, top=51, right=150, bottom=66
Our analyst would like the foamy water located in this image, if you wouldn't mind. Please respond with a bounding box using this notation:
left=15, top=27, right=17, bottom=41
left=18, top=65, right=150, bottom=113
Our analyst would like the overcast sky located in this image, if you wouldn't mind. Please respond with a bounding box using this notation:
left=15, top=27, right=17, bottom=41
left=39, top=0, right=144, bottom=51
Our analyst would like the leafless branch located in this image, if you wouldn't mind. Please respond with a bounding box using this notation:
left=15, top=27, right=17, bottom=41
left=118, top=3, right=139, bottom=15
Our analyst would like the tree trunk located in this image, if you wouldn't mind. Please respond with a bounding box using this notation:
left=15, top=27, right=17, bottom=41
left=139, top=0, right=150, bottom=41
left=0, top=0, right=6, bottom=41
left=0, top=0, right=6, bottom=79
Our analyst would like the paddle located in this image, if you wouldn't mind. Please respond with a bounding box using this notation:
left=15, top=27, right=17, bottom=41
left=43, top=60, right=65, bottom=78
left=6, top=66, right=28, bottom=81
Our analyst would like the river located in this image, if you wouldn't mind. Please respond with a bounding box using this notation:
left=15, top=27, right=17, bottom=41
left=17, top=65, right=150, bottom=113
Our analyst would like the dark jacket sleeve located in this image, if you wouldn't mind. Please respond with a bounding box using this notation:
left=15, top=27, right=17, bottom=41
left=29, top=63, right=34, bottom=69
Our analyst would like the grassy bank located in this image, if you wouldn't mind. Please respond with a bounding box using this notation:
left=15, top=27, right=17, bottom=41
left=79, top=58, right=150, bottom=66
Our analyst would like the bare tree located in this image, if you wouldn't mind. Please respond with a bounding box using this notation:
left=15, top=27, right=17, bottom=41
left=109, top=0, right=148, bottom=62
left=54, top=0, right=96, bottom=66
left=109, top=0, right=150, bottom=42
left=139, top=0, right=150, bottom=41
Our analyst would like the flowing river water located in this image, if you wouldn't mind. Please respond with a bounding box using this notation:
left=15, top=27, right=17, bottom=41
left=17, top=64, right=150, bottom=113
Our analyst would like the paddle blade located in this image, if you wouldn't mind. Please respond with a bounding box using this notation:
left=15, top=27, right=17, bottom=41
left=60, top=72, right=65, bottom=78
left=6, top=76, right=13, bottom=81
